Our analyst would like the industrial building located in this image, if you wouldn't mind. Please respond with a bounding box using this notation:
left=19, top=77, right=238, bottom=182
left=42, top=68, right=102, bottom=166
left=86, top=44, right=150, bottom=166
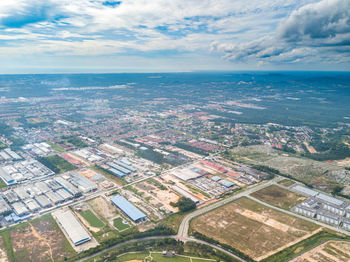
left=292, top=185, right=318, bottom=197
left=35, top=195, right=52, bottom=208
left=45, top=191, right=64, bottom=204
left=12, top=201, right=30, bottom=217
left=24, top=199, right=41, bottom=212
left=113, top=160, right=136, bottom=172
left=316, top=211, right=340, bottom=226
left=54, top=177, right=81, bottom=197
left=108, top=167, right=126, bottom=178
left=107, top=162, right=131, bottom=175
left=70, top=173, right=97, bottom=193
left=292, top=205, right=316, bottom=218
left=0, top=167, right=16, bottom=185
left=172, top=185, right=200, bottom=204
left=111, top=195, right=147, bottom=223
left=0, top=197, right=12, bottom=216
left=54, top=210, right=91, bottom=246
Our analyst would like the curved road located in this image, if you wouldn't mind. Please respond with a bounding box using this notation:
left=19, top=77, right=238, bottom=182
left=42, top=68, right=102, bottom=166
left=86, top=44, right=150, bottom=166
left=177, top=177, right=280, bottom=239
left=78, top=178, right=281, bottom=262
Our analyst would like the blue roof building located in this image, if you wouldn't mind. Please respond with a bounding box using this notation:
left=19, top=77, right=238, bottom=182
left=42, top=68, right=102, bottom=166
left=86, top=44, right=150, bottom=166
left=111, top=195, right=147, bottom=222
left=220, top=179, right=235, bottom=188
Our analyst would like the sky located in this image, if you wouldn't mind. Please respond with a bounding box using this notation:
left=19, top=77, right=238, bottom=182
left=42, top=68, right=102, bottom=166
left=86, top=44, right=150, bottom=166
left=0, top=0, right=349, bottom=73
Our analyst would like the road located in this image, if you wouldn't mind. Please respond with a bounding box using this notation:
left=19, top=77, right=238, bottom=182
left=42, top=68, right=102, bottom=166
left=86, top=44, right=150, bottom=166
left=77, top=235, right=247, bottom=262
left=177, top=176, right=282, bottom=239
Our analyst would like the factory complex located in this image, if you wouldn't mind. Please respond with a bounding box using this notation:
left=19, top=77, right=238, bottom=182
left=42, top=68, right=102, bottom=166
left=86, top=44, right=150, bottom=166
left=291, top=184, right=350, bottom=231
left=0, top=171, right=97, bottom=225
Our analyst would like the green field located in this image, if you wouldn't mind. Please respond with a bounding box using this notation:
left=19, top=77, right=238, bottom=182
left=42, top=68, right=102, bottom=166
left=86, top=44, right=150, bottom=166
left=80, top=210, right=105, bottom=228
left=47, top=141, right=66, bottom=152
left=37, top=155, right=77, bottom=174
left=103, top=252, right=214, bottom=262
left=113, top=217, right=131, bottom=231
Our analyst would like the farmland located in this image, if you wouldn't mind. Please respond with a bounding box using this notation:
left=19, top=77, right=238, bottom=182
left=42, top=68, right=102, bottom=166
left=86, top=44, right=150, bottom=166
left=191, top=197, right=320, bottom=261
left=250, top=185, right=306, bottom=209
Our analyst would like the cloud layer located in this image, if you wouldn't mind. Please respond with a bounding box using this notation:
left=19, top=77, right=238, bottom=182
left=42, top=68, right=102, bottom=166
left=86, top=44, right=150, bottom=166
left=0, top=0, right=349, bottom=72
left=212, top=0, right=350, bottom=64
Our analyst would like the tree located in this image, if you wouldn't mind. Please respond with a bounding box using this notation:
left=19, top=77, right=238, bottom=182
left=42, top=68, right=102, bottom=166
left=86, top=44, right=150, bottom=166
left=171, top=197, right=196, bottom=212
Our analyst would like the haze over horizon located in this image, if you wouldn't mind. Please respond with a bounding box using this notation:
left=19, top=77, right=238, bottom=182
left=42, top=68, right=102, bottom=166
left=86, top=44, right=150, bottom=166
left=0, top=0, right=349, bottom=73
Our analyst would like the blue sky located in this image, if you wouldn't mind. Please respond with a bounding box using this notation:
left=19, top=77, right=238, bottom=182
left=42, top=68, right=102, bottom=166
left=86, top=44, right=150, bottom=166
left=0, top=0, right=349, bottom=73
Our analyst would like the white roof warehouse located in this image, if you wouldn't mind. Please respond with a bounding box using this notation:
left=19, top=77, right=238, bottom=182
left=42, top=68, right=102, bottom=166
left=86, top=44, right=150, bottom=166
left=54, top=210, right=91, bottom=246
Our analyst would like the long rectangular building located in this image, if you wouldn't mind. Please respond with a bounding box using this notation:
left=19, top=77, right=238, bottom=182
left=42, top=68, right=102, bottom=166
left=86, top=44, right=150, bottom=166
left=54, top=210, right=91, bottom=246
left=111, top=195, right=147, bottom=222
left=172, top=185, right=200, bottom=204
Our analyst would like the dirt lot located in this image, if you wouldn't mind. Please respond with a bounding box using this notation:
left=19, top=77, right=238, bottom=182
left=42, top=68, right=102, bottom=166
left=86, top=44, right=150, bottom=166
left=89, top=196, right=119, bottom=220
left=0, top=235, right=9, bottom=262
left=191, top=197, right=320, bottom=261
left=292, top=240, right=350, bottom=262
left=251, top=185, right=306, bottom=209
left=9, top=215, right=75, bottom=262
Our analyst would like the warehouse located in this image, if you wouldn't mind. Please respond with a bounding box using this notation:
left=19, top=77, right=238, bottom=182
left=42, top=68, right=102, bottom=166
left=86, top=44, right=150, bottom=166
left=54, top=210, right=91, bottom=246
left=108, top=167, right=126, bottom=178
left=0, top=167, right=16, bottom=185
left=0, top=197, right=12, bottom=216
left=219, top=179, right=235, bottom=188
left=172, top=185, right=200, bottom=204
left=45, top=191, right=64, bottom=204
left=13, top=187, right=29, bottom=200
left=70, top=173, right=97, bottom=193
left=171, top=168, right=202, bottom=181
left=24, top=199, right=41, bottom=212
left=12, top=201, right=29, bottom=217
left=3, top=190, right=19, bottom=203
left=54, top=177, right=81, bottom=197
left=111, top=195, right=147, bottom=223
left=114, top=160, right=136, bottom=172
left=56, top=188, right=73, bottom=201
left=35, top=195, right=52, bottom=208
left=107, top=162, right=131, bottom=174
left=292, top=185, right=318, bottom=197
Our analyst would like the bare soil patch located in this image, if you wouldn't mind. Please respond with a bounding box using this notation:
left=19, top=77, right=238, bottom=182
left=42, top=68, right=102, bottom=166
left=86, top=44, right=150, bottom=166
left=191, top=197, right=319, bottom=261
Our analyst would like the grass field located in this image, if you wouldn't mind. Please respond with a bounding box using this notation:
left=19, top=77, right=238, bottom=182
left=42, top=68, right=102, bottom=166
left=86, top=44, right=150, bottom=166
left=1, top=214, right=75, bottom=262
left=278, top=179, right=296, bottom=187
left=250, top=184, right=306, bottom=209
left=113, top=217, right=131, bottom=231
left=80, top=210, right=105, bottom=228
left=47, top=141, right=66, bottom=152
left=191, top=197, right=320, bottom=261
left=91, top=251, right=214, bottom=262
left=0, top=179, right=7, bottom=189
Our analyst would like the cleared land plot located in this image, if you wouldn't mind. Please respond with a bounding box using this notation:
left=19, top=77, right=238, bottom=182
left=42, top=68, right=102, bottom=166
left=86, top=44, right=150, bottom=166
left=251, top=185, right=306, bottom=209
left=0, top=235, right=9, bottom=262
left=89, top=196, right=119, bottom=220
left=3, top=215, right=75, bottom=262
left=292, top=240, right=350, bottom=262
left=113, top=217, right=131, bottom=231
left=191, top=197, right=320, bottom=261
left=80, top=210, right=105, bottom=228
